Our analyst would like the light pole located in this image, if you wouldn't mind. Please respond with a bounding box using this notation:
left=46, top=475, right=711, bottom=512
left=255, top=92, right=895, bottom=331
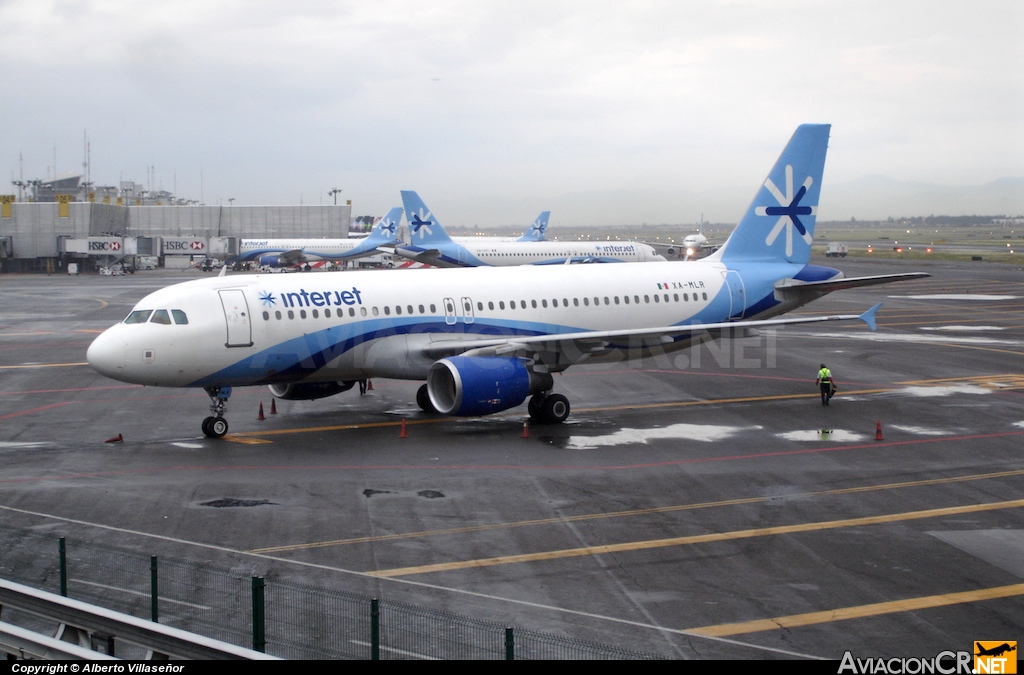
left=328, top=188, right=342, bottom=205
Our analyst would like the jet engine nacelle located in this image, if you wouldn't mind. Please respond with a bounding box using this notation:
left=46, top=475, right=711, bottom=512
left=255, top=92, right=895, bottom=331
left=427, top=356, right=553, bottom=416
left=258, top=255, right=281, bottom=267
left=268, top=381, right=356, bottom=400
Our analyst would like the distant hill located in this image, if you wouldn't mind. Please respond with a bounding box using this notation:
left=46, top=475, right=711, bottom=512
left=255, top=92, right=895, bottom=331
left=821, top=176, right=1024, bottom=221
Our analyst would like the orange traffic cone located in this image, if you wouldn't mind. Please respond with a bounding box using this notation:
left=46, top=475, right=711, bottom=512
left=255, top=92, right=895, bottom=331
left=270, top=399, right=278, bottom=414
left=522, top=421, right=530, bottom=438
left=399, top=419, right=408, bottom=439
left=367, top=380, right=374, bottom=391
left=104, top=433, right=123, bottom=443
left=875, top=420, right=884, bottom=441
left=258, top=402, right=266, bottom=421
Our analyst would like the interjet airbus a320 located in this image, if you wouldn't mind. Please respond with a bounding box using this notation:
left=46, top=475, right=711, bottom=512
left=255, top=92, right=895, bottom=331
left=87, top=125, right=926, bottom=437
left=234, top=207, right=402, bottom=268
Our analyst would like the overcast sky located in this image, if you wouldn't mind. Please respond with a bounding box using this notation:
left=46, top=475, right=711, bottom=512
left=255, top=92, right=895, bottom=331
left=1, top=1, right=1021, bottom=224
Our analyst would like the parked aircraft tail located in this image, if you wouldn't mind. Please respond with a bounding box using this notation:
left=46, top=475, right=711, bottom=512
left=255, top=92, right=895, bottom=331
left=517, top=211, right=550, bottom=242
left=719, top=124, right=830, bottom=265
left=400, top=191, right=456, bottom=246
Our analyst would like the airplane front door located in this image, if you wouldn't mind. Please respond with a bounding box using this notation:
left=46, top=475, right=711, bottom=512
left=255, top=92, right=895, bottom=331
left=218, top=289, right=253, bottom=347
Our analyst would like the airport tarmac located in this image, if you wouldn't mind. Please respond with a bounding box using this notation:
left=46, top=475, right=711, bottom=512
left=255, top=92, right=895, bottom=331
left=1, top=256, right=1023, bottom=659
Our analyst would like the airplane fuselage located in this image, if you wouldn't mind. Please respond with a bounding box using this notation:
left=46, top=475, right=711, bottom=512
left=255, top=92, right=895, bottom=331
left=87, top=259, right=837, bottom=390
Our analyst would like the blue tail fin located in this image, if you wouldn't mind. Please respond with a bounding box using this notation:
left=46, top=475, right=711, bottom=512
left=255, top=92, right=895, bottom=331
left=719, top=124, right=830, bottom=264
left=367, top=207, right=403, bottom=244
left=400, top=191, right=455, bottom=246
left=517, top=211, right=550, bottom=242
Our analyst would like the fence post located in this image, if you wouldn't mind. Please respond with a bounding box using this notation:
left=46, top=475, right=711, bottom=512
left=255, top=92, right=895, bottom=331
left=150, top=556, right=159, bottom=622
left=58, top=537, right=67, bottom=597
left=251, top=576, right=265, bottom=653
left=370, top=597, right=380, bottom=660
left=505, top=627, right=514, bottom=660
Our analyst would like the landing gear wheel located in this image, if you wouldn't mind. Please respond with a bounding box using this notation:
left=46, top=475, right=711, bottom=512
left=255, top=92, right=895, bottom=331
left=542, top=394, right=570, bottom=424
left=528, top=394, right=545, bottom=422
left=416, top=384, right=437, bottom=413
left=202, top=416, right=228, bottom=438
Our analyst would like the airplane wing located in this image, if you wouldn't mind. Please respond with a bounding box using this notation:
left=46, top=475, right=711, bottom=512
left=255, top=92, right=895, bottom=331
left=276, top=249, right=307, bottom=266
left=393, top=247, right=465, bottom=268
left=420, top=305, right=882, bottom=366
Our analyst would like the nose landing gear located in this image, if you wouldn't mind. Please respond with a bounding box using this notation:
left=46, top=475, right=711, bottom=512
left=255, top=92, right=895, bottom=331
left=202, top=386, right=232, bottom=438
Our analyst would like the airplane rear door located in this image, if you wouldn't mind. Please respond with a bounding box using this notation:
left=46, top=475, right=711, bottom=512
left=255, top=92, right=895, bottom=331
left=725, top=271, right=746, bottom=319
left=218, top=289, right=253, bottom=347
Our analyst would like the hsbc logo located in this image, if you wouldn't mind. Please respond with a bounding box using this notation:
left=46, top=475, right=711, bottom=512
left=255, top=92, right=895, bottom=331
left=165, top=240, right=204, bottom=251
left=88, top=241, right=121, bottom=251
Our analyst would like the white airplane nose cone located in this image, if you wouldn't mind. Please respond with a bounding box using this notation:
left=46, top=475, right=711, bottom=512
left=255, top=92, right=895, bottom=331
left=87, top=328, right=127, bottom=379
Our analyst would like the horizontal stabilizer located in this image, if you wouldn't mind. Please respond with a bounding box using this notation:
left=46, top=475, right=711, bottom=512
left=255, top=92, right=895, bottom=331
left=775, top=272, right=929, bottom=295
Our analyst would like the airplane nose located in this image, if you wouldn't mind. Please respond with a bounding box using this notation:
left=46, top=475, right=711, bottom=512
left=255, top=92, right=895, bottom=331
left=87, top=327, right=127, bottom=379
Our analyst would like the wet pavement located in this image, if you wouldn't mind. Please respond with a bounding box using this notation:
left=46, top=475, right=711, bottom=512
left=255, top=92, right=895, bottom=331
left=1, top=256, right=1023, bottom=659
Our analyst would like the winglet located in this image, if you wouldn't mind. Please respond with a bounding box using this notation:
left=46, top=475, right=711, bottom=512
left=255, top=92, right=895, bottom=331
left=859, top=303, right=881, bottom=331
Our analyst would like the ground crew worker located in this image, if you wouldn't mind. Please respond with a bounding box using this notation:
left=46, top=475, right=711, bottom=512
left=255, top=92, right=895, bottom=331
left=816, top=364, right=836, bottom=406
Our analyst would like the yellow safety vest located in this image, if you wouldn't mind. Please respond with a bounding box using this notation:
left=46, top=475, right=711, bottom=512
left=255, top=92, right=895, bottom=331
left=818, top=368, right=832, bottom=382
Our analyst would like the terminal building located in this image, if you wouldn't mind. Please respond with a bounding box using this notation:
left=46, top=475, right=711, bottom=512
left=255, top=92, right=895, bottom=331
left=0, top=176, right=353, bottom=272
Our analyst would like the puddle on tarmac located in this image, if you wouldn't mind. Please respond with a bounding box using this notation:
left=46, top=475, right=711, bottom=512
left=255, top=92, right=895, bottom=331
left=889, top=425, right=951, bottom=436
left=777, top=429, right=866, bottom=442
left=171, top=442, right=204, bottom=449
left=567, top=423, right=760, bottom=449
left=0, top=442, right=49, bottom=448
left=898, top=386, right=991, bottom=397
left=920, top=326, right=1005, bottom=332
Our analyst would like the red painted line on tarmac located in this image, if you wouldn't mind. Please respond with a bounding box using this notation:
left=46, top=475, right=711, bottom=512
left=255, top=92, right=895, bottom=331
left=0, top=402, right=75, bottom=420
left=3, top=429, right=1023, bottom=484
left=0, top=385, right=140, bottom=396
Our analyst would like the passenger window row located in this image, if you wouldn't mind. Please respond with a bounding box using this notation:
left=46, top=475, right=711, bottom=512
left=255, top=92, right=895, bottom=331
left=260, top=292, right=709, bottom=322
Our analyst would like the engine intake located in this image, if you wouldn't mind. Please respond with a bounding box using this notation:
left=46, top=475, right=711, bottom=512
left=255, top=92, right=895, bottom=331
left=427, top=356, right=553, bottom=416
left=268, top=381, right=356, bottom=400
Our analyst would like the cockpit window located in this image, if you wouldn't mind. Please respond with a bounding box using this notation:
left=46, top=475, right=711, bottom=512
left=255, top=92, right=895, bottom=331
left=150, top=309, right=172, bottom=325
left=171, top=310, right=189, bottom=325
left=124, top=310, right=152, bottom=324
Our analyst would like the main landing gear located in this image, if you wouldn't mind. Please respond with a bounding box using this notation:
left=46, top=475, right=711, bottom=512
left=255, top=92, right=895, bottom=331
left=416, top=384, right=437, bottom=413
left=528, top=392, right=570, bottom=424
left=202, top=386, right=232, bottom=438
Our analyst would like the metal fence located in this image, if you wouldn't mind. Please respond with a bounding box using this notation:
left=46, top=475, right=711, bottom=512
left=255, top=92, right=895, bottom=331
left=0, top=525, right=659, bottom=660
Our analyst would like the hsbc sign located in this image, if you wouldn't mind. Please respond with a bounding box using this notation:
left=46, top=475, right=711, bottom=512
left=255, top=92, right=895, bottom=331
left=88, top=240, right=122, bottom=251
left=163, top=238, right=208, bottom=255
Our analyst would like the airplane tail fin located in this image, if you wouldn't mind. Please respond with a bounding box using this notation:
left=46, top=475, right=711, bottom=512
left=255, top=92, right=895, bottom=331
left=400, top=191, right=455, bottom=246
left=718, top=124, right=830, bottom=265
left=365, top=207, right=403, bottom=245
left=517, top=211, right=550, bottom=242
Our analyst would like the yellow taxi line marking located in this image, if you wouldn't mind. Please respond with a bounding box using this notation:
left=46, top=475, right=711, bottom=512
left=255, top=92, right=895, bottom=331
left=223, top=436, right=273, bottom=445
left=0, top=362, right=89, bottom=370
left=248, top=468, right=1024, bottom=553
left=367, top=498, right=1024, bottom=578
left=687, top=583, right=1024, bottom=637
left=0, top=332, right=57, bottom=337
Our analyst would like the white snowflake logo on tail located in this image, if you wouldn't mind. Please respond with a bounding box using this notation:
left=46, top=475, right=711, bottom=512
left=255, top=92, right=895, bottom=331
left=756, top=165, right=815, bottom=257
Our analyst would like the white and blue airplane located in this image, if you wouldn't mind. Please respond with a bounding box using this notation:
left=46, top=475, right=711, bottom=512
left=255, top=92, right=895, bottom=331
left=395, top=192, right=664, bottom=267
left=452, top=211, right=551, bottom=245
left=87, top=125, right=926, bottom=437
left=234, top=207, right=403, bottom=268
